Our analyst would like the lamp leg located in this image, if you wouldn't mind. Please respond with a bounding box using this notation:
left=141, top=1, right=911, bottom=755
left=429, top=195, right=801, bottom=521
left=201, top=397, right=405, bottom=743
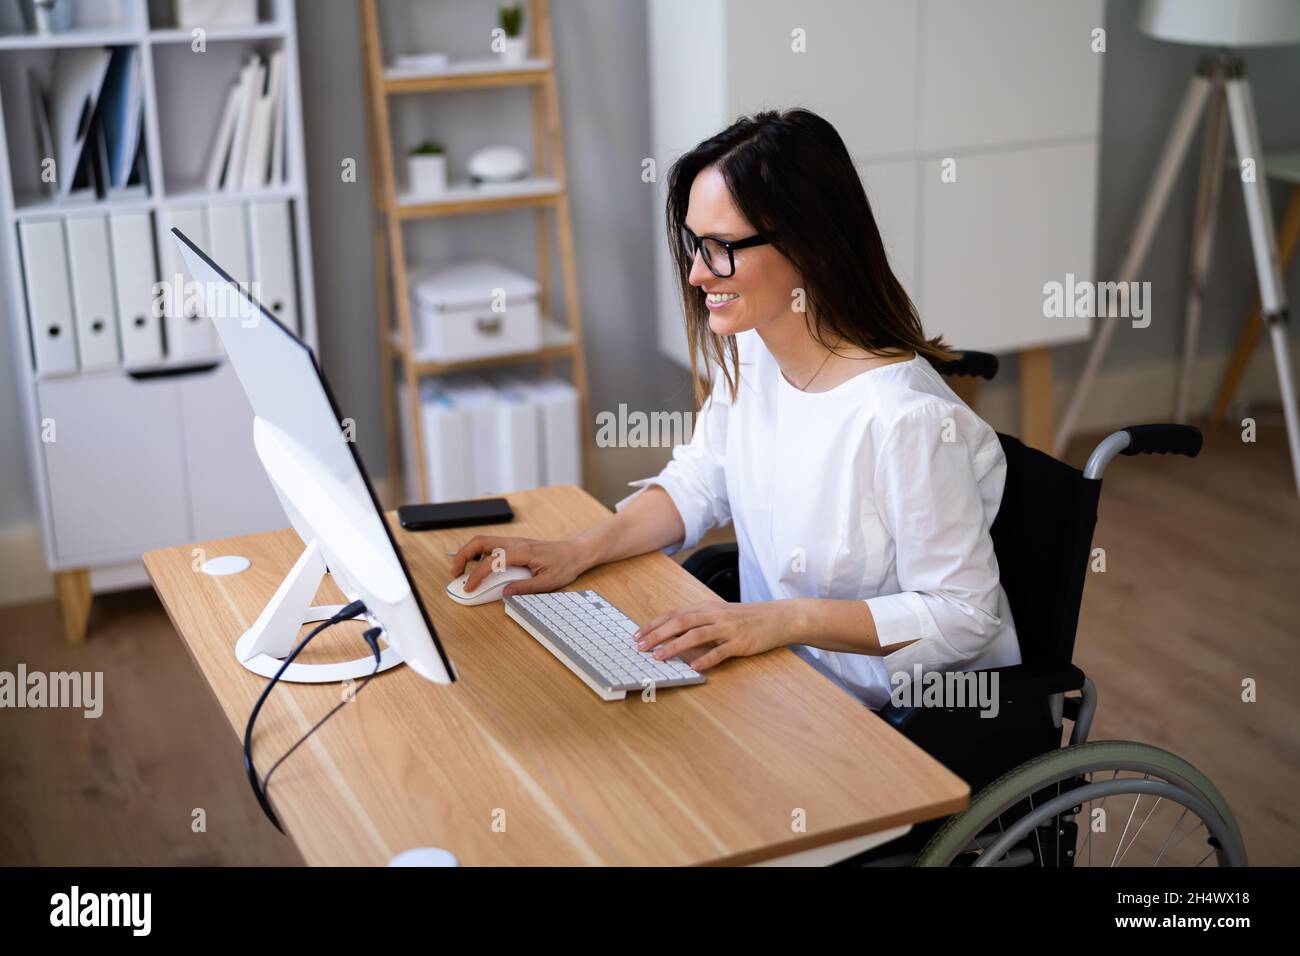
left=1175, top=81, right=1229, bottom=423
left=1210, top=185, right=1300, bottom=424
left=1055, top=64, right=1214, bottom=455
left=1224, top=66, right=1300, bottom=495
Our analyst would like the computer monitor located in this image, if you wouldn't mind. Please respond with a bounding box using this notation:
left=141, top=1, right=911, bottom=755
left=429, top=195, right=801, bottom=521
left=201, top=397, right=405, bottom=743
left=171, top=228, right=455, bottom=685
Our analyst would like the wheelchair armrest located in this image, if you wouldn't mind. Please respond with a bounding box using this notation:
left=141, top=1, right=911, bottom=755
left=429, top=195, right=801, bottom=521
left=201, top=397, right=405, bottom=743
left=681, top=542, right=738, bottom=578
left=681, top=543, right=741, bottom=602
left=878, top=661, right=1086, bottom=733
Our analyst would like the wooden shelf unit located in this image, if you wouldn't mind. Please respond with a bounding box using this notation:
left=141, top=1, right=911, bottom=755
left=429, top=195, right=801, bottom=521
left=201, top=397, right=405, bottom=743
left=359, top=0, right=591, bottom=504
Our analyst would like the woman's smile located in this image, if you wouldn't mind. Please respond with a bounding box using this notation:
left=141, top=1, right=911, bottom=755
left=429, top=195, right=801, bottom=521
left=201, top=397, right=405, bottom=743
left=704, top=291, right=740, bottom=311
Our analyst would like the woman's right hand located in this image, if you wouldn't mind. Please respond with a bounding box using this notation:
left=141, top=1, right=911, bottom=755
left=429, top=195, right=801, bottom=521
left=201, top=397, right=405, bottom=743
left=448, top=534, right=594, bottom=597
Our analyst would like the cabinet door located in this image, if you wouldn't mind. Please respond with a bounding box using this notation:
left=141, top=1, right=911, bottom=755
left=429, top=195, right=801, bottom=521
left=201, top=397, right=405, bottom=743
left=36, top=374, right=191, bottom=563
left=178, top=362, right=287, bottom=541
left=919, top=0, right=1104, bottom=152
left=725, top=0, right=919, bottom=160
left=919, top=142, right=1096, bottom=352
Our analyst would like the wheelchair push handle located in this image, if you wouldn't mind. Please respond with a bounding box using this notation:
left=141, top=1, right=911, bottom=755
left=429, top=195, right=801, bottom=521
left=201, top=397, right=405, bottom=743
left=1083, top=424, right=1203, bottom=480
left=933, top=350, right=999, bottom=381
left=1120, top=424, right=1204, bottom=458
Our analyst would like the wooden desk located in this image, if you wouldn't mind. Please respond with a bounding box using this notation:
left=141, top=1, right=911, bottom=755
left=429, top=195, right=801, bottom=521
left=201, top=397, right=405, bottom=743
left=144, top=485, right=968, bottom=866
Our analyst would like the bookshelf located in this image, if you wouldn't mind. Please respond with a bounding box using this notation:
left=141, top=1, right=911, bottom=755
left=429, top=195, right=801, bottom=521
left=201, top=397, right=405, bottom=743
left=360, top=0, right=592, bottom=504
left=0, top=0, right=317, bottom=641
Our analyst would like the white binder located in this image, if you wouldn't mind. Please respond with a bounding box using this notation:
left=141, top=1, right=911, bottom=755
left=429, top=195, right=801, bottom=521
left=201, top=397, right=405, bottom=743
left=247, top=198, right=298, bottom=333
left=63, top=214, right=121, bottom=371
left=108, top=211, right=163, bottom=367
left=396, top=386, right=417, bottom=504
left=19, top=219, right=79, bottom=377
left=156, top=206, right=217, bottom=360
left=532, top=377, right=581, bottom=486
left=207, top=201, right=251, bottom=283
left=421, top=381, right=473, bottom=503
left=495, top=373, right=580, bottom=487
left=441, top=378, right=500, bottom=496
left=491, top=377, right=541, bottom=492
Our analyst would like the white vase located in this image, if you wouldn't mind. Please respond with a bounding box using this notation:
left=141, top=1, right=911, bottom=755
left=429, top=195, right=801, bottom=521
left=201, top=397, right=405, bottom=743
left=409, top=154, right=447, bottom=196
left=499, top=35, right=528, bottom=65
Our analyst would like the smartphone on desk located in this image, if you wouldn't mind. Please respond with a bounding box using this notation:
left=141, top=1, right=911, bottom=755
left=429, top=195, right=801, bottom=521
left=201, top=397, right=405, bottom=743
left=398, top=497, right=514, bottom=531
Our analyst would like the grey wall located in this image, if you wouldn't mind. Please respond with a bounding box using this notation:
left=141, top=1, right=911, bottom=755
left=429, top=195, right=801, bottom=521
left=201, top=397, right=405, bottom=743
left=1051, top=0, right=1300, bottom=385
left=4, top=0, right=1300, bottom=530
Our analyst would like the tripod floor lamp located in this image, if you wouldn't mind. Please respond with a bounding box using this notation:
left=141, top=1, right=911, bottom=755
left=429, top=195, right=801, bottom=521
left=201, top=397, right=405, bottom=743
left=1056, top=0, right=1300, bottom=496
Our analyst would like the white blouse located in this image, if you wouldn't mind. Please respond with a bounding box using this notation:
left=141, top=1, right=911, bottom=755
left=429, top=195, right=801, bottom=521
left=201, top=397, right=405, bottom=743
left=616, top=329, right=1021, bottom=709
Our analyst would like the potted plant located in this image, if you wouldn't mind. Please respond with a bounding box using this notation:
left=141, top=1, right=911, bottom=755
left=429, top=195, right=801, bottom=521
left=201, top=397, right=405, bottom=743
left=408, top=141, right=448, bottom=196
left=497, top=4, right=527, bottom=64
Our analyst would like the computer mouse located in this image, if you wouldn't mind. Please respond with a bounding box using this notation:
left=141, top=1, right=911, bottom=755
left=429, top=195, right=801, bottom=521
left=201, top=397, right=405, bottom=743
left=445, top=564, right=534, bottom=606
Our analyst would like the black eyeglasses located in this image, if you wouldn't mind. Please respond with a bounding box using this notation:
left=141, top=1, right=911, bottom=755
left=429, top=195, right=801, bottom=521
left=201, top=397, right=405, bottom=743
left=681, top=226, right=771, bottom=278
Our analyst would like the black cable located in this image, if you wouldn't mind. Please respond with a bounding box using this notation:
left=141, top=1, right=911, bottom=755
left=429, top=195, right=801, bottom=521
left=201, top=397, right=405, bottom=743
left=261, top=626, right=384, bottom=796
left=242, top=600, right=368, bottom=832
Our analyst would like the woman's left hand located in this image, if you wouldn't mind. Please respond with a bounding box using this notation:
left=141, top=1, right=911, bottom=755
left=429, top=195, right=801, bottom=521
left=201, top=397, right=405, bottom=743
left=634, top=597, right=797, bottom=671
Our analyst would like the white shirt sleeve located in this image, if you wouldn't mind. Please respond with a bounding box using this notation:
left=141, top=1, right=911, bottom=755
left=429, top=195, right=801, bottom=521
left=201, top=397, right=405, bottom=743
left=864, top=403, right=1006, bottom=672
left=614, top=376, right=732, bottom=557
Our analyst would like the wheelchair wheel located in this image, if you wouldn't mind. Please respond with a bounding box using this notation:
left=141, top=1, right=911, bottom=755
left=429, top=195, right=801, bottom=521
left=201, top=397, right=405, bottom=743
left=914, top=740, right=1247, bottom=867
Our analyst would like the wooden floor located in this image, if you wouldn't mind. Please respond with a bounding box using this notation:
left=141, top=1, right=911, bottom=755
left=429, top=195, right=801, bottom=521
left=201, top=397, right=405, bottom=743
left=0, top=418, right=1296, bottom=866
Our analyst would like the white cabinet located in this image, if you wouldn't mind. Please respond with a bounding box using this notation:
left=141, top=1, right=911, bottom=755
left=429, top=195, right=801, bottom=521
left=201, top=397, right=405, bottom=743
left=36, top=374, right=190, bottom=562
left=725, top=0, right=920, bottom=161
left=920, top=143, right=1098, bottom=352
left=179, top=362, right=286, bottom=541
left=918, top=0, right=1104, bottom=152
left=35, top=363, right=291, bottom=566
left=649, top=0, right=1105, bottom=362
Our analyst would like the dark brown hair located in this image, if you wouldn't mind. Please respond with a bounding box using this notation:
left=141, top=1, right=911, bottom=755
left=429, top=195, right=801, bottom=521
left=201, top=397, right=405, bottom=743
left=666, top=108, right=955, bottom=407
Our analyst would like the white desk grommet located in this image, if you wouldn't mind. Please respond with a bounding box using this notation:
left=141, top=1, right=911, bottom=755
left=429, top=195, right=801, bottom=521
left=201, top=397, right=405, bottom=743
left=389, top=848, right=459, bottom=867
left=200, top=555, right=252, bottom=576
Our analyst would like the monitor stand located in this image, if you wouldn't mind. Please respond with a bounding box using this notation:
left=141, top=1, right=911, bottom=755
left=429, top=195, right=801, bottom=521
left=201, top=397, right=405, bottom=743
left=236, top=537, right=405, bottom=683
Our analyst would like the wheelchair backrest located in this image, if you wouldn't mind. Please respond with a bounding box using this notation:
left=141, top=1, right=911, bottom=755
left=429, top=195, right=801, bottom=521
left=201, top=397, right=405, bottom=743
left=990, top=433, right=1102, bottom=667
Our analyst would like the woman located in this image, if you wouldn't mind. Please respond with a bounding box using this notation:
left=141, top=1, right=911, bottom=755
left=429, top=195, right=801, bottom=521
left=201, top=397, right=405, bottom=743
left=449, top=108, right=1020, bottom=709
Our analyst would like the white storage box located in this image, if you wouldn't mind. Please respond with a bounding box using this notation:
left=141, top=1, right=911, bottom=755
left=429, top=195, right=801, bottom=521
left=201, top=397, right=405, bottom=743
left=408, top=260, right=542, bottom=363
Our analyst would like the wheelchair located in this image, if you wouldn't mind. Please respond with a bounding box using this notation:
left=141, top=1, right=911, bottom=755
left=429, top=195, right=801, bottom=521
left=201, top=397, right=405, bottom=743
left=683, top=351, right=1247, bottom=867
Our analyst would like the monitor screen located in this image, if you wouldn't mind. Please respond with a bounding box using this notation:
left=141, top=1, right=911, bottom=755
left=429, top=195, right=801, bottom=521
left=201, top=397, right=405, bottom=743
left=171, top=227, right=455, bottom=683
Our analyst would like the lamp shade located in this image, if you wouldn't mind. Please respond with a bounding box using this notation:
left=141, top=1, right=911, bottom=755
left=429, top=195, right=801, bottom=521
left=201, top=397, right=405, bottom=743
left=1139, top=0, right=1300, bottom=46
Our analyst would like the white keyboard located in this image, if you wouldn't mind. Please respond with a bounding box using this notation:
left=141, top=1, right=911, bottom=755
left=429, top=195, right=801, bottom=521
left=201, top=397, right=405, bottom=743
left=503, top=590, right=705, bottom=700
